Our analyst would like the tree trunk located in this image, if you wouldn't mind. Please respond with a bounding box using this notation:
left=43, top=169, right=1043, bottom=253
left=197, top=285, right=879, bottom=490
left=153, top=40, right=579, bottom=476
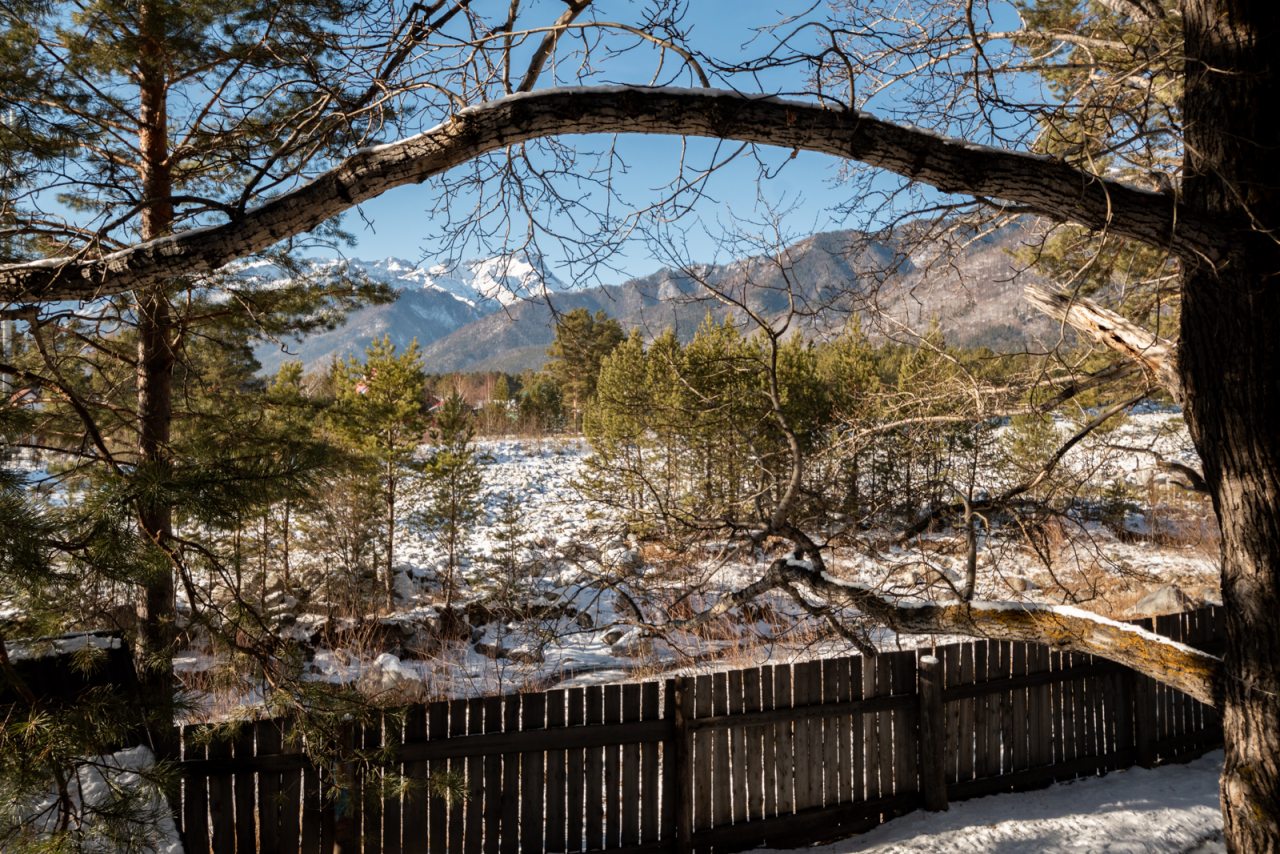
left=134, top=1, right=178, bottom=764
left=1181, top=2, right=1280, bottom=850
left=282, top=500, right=291, bottom=587
left=386, top=468, right=396, bottom=613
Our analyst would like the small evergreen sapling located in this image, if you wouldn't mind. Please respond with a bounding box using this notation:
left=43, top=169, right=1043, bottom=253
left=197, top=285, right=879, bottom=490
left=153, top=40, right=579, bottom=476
left=419, top=391, right=484, bottom=614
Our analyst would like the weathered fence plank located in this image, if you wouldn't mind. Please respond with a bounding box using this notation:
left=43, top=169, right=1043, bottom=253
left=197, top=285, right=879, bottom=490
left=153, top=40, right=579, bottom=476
left=848, top=656, right=864, bottom=805
left=958, top=643, right=975, bottom=786
left=404, top=706, right=428, bottom=853
left=773, top=664, right=795, bottom=816
left=972, top=643, right=989, bottom=780
left=711, top=672, right=731, bottom=827
left=862, top=653, right=881, bottom=803
left=181, top=729, right=210, bottom=854
left=742, top=667, right=764, bottom=821
left=519, top=692, right=545, bottom=853
left=565, top=688, right=585, bottom=854
left=381, top=714, right=401, bottom=854
left=584, top=686, right=605, bottom=848
left=301, top=745, right=322, bottom=853
left=206, top=730, right=234, bottom=852
left=501, top=695, right=521, bottom=854
left=640, top=681, right=661, bottom=844
left=760, top=665, right=777, bottom=819
left=670, top=676, right=692, bottom=852
left=279, top=721, right=302, bottom=854
left=430, top=702, right=450, bottom=854
left=892, top=652, right=917, bottom=800
left=830, top=658, right=852, bottom=807
left=821, top=659, right=840, bottom=808
left=727, top=669, right=747, bottom=825
left=876, top=655, right=895, bottom=800
left=252, top=722, right=280, bottom=854
left=545, top=690, right=566, bottom=854
left=621, top=682, right=642, bottom=845
left=480, top=695, right=502, bottom=854
left=233, top=725, right=257, bottom=854
left=917, top=655, right=947, bottom=812
left=464, top=697, right=484, bottom=854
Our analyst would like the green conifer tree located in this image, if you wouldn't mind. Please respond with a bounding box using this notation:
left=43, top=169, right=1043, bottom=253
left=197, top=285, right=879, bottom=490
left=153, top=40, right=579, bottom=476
left=545, top=308, right=624, bottom=430
left=583, top=330, right=653, bottom=526
left=331, top=337, right=429, bottom=612
left=0, top=0, right=396, bottom=771
left=420, top=390, right=484, bottom=613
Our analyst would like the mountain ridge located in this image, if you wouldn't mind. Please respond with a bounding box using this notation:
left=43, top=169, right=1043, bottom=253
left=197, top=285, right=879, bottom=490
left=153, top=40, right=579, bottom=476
left=255, top=221, right=1056, bottom=375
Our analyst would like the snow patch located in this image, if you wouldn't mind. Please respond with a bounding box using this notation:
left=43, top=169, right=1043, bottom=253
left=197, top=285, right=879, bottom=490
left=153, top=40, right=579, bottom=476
left=754, top=751, right=1225, bottom=853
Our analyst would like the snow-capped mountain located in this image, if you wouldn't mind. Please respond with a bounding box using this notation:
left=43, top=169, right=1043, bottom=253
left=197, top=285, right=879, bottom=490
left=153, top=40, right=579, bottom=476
left=321, top=253, right=564, bottom=307
left=252, top=252, right=563, bottom=375
left=463, top=254, right=565, bottom=306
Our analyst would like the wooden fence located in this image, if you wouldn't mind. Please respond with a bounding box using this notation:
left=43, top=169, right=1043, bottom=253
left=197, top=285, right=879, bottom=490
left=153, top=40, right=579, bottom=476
left=176, top=606, right=1224, bottom=853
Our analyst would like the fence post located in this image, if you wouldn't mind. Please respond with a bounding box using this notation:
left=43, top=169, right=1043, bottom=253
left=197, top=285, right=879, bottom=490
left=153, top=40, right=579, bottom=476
left=672, top=675, right=693, bottom=853
left=917, top=655, right=948, bottom=811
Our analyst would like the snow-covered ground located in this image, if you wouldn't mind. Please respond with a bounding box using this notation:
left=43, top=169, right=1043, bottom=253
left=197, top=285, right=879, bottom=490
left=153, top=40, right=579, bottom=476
left=16, top=746, right=183, bottom=853
left=152, top=406, right=1225, bottom=725
left=756, top=752, right=1225, bottom=854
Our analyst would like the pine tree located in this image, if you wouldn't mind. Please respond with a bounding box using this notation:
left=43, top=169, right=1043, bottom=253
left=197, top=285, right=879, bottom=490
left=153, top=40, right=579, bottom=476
left=0, top=0, right=394, bottom=765
left=583, top=330, right=653, bottom=527
left=816, top=320, right=881, bottom=518
left=331, top=337, right=429, bottom=612
left=545, top=308, right=624, bottom=430
left=487, top=491, right=527, bottom=605
left=517, top=375, right=565, bottom=433
left=419, top=390, right=484, bottom=612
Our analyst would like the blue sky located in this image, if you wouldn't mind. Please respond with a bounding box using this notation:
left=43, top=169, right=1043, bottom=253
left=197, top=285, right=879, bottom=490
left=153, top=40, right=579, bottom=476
left=334, top=3, right=889, bottom=286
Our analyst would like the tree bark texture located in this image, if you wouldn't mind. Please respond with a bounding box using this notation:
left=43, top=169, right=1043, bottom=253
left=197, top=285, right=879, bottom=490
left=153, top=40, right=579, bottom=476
left=1024, top=282, right=1182, bottom=401
left=1181, top=2, right=1280, bottom=850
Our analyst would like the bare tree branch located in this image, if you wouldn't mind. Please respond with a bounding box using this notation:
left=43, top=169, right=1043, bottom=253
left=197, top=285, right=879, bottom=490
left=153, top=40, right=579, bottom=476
left=515, top=1, right=594, bottom=93
left=898, top=391, right=1148, bottom=540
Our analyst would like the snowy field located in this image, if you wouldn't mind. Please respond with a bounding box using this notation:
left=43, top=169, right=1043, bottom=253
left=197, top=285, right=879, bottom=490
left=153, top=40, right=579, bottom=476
left=299, top=409, right=1218, bottom=701
left=756, top=752, right=1225, bottom=854
left=177, top=406, right=1215, bottom=711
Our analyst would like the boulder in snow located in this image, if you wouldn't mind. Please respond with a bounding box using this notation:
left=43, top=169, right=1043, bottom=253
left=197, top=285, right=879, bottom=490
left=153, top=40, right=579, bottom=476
left=1132, top=584, right=1193, bottom=616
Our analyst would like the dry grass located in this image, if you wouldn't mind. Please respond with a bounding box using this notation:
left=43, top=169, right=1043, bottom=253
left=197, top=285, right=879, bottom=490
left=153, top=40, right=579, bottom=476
left=1119, top=501, right=1220, bottom=554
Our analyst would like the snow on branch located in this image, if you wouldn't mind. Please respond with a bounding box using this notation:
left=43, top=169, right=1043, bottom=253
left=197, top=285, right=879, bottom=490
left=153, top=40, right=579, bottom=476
left=0, top=87, right=1228, bottom=303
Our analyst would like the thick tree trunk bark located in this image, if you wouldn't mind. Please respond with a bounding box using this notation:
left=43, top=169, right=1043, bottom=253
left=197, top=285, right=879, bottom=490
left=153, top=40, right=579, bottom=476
left=134, top=2, right=178, bottom=764
left=1181, top=2, right=1280, bottom=850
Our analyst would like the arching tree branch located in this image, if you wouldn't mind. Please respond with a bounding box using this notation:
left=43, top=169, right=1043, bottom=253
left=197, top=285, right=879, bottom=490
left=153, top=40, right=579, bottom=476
left=0, top=87, right=1226, bottom=302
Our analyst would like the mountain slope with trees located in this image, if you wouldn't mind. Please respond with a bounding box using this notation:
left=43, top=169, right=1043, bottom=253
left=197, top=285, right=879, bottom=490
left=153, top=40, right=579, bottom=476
left=416, top=222, right=1057, bottom=374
